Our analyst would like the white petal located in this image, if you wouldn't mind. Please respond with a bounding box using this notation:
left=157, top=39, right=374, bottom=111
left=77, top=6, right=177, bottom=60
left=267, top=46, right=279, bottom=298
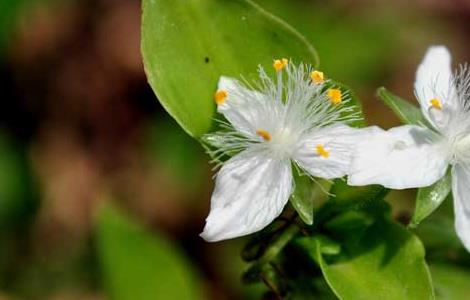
left=294, top=124, right=382, bottom=179
left=348, top=125, right=450, bottom=189
left=415, top=46, right=455, bottom=125
left=216, top=76, right=265, bottom=136
left=452, top=164, right=470, bottom=252
left=200, top=148, right=293, bottom=242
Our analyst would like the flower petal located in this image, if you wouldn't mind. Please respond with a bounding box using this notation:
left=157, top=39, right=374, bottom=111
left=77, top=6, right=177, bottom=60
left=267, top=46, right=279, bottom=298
left=348, top=125, right=450, bottom=189
left=200, top=148, right=293, bottom=242
left=216, top=76, right=266, bottom=136
left=294, top=124, right=382, bottom=179
left=452, top=164, right=470, bottom=252
left=415, top=46, right=455, bottom=126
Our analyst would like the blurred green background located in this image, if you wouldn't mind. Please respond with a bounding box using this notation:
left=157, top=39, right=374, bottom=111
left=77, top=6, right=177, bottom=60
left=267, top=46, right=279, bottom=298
left=0, top=0, right=470, bottom=299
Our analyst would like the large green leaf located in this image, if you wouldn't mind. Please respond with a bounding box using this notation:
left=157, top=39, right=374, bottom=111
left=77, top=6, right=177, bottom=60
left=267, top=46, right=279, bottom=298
left=377, top=87, right=430, bottom=126
left=296, top=219, right=434, bottom=300
left=142, top=0, right=318, bottom=137
left=411, top=170, right=452, bottom=227
left=96, top=203, right=203, bottom=300
left=431, top=264, right=470, bottom=300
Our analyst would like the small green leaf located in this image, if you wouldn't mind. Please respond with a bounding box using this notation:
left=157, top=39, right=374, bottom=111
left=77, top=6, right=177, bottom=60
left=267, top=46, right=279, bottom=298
left=142, top=0, right=318, bottom=137
left=411, top=170, right=452, bottom=227
left=290, top=174, right=315, bottom=225
left=431, top=264, right=470, bottom=300
left=296, top=219, right=434, bottom=300
left=377, top=87, right=430, bottom=126
left=96, top=203, right=203, bottom=300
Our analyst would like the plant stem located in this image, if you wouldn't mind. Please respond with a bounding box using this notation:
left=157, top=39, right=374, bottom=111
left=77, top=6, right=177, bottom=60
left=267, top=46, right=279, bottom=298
left=258, top=223, right=300, bottom=266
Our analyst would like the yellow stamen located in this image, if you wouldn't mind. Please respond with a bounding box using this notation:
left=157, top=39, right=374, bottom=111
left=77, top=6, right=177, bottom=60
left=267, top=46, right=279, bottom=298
left=273, top=58, right=288, bottom=71
left=327, top=88, right=342, bottom=105
left=316, top=144, right=330, bottom=158
left=214, top=90, right=228, bottom=105
left=430, top=98, right=442, bottom=110
left=310, top=70, right=325, bottom=84
left=256, top=129, right=272, bottom=141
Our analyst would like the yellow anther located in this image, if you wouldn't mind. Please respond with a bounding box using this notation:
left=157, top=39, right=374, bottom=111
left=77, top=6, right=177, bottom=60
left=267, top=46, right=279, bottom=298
left=310, top=70, right=325, bottom=84
left=316, top=144, right=330, bottom=158
left=214, top=90, right=228, bottom=105
left=273, top=58, right=288, bottom=71
left=256, top=129, right=272, bottom=141
left=327, top=88, right=342, bottom=105
left=430, top=98, right=442, bottom=110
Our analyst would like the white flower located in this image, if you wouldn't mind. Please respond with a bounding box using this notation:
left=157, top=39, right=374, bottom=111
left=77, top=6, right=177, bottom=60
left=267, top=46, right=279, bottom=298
left=348, top=46, right=470, bottom=250
left=200, top=59, right=375, bottom=242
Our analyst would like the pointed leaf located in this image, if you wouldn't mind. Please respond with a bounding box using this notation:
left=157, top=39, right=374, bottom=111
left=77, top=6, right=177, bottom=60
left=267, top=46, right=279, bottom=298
left=96, top=203, right=203, bottom=300
left=296, top=219, right=434, bottom=300
left=142, top=0, right=319, bottom=137
left=411, top=170, right=452, bottom=227
left=377, top=87, right=430, bottom=126
left=290, top=174, right=315, bottom=225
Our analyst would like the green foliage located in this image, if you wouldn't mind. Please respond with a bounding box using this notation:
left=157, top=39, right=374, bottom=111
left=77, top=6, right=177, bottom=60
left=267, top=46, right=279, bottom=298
left=96, top=203, right=204, bottom=300
left=376, top=87, right=429, bottom=126
left=243, top=179, right=434, bottom=299
left=254, top=0, right=401, bottom=85
left=296, top=218, right=434, bottom=300
left=431, top=264, right=470, bottom=299
left=141, top=0, right=318, bottom=137
left=0, top=0, right=23, bottom=52
left=145, top=117, right=206, bottom=193
left=0, top=133, right=36, bottom=229
left=411, top=170, right=452, bottom=228
left=294, top=181, right=433, bottom=299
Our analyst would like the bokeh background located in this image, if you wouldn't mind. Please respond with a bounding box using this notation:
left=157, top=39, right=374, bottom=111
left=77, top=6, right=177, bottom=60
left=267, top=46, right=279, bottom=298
left=1, top=0, right=470, bottom=299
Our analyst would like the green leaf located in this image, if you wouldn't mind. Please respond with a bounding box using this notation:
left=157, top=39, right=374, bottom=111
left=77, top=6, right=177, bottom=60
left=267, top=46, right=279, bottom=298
left=296, top=219, right=434, bottom=300
left=142, top=0, right=318, bottom=137
left=377, top=87, right=430, bottom=126
left=411, top=170, right=452, bottom=227
left=431, top=264, right=470, bottom=300
left=329, top=179, right=386, bottom=204
left=290, top=174, right=315, bottom=225
left=96, top=203, right=203, bottom=300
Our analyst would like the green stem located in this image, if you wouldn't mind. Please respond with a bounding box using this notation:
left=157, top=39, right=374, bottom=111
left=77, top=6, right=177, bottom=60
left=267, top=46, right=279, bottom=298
left=258, top=223, right=300, bottom=266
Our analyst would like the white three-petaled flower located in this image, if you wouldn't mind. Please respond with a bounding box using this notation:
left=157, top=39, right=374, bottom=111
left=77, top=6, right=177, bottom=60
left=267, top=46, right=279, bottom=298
left=200, top=59, right=374, bottom=242
left=348, top=46, right=470, bottom=251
